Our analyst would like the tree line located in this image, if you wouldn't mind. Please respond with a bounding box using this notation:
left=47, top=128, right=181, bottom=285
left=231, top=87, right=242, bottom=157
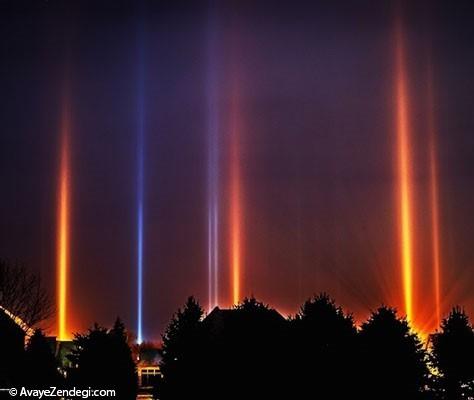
left=0, top=318, right=137, bottom=400
left=159, top=295, right=474, bottom=400
left=2, top=258, right=474, bottom=400
left=1, top=295, right=474, bottom=400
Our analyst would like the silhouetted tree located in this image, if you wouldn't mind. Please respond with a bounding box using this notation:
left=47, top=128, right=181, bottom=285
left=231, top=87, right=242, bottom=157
left=431, top=307, right=474, bottom=399
left=67, top=319, right=137, bottom=399
left=194, top=297, right=289, bottom=399
left=159, top=296, right=288, bottom=399
left=359, top=306, right=428, bottom=399
left=159, top=296, right=204, bottom=399
left=0, top=259, right=53, bottom=327
left=290, top=293, right=358, bottom=398
left=24, top=329, right=62, bottom=387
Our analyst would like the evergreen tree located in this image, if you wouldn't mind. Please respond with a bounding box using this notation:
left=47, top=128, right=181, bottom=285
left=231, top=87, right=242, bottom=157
left=290, top=293, right=357, bottom=398
left=431, top=307, right=474, bottom=399
left=225, top=298, right=288, bottom=398
left=24, top=329, right=62, bottom=387
left=359, top=306, right=428, bottom=399
left=67, top=319, right=137, bottom=399
left=159, top=296, right=204, bottom=399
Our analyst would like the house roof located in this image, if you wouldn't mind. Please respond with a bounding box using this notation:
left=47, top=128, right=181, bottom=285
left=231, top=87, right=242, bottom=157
left=0, top=307, right=26, bottom=337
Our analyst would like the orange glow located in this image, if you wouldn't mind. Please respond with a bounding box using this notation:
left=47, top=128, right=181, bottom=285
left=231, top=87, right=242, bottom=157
left=229, top=85, right=242, bottom=306
left=395, top=21, right=415, bottom=323
left=57, top=97, right=71, bottom=341
left=230, top=178, right=241, bottom=306
left=427, top=67, right=442, bottom=329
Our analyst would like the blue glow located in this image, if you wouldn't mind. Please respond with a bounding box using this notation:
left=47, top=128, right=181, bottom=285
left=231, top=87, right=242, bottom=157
left=137, top=196, right=143, bottom=344
left=207, top=10, right=220, bottom=311
left=136, top=23, right=146, bottom=344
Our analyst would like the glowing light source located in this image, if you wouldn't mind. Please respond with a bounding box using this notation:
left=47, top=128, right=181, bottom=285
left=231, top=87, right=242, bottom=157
left=427, top=65, right=442, bottom=328
left=136, top=125, right=144, bottom=345
left=394, top=20, right=415, bottom=322
left=207, top=15, right=220, bottom=312
left=136, top=29, right=146, bottom=344
left=229, top=83, right=242, bottom=306
left=57, top=91, right=71, bottom=341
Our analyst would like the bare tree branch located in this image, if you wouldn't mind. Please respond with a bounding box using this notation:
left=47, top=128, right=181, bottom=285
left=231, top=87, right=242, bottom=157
left=0, top=258, right=54, bottom=327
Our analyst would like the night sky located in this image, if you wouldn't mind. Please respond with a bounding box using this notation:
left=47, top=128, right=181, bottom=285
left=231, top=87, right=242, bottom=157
left=1, top=0, right=474, bottom=341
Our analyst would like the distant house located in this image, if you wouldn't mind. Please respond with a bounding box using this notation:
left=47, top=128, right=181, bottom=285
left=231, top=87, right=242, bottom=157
left=137, top=346, right=161, bottom=388
left=0, top=308, right=26, bottom=385
left=136, top=343, right=162, bottom=399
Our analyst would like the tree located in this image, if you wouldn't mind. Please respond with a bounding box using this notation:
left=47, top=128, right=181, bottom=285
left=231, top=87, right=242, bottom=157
left=24, top=329, right=62, bottom=387
left=0, top=259, right=53, bottom=327
left=159, top=296, right=291, bottom=399
left=229, top=298, right=289, bottom=398
left=290, top=293, right=358, bottom=398
left=431, top=307, right=474, bottom=399
left=67, top=319, right=137, bottom=399
left=359, top=306, right=429, bottom=399
left=159, top=296, right=204, bottom=399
